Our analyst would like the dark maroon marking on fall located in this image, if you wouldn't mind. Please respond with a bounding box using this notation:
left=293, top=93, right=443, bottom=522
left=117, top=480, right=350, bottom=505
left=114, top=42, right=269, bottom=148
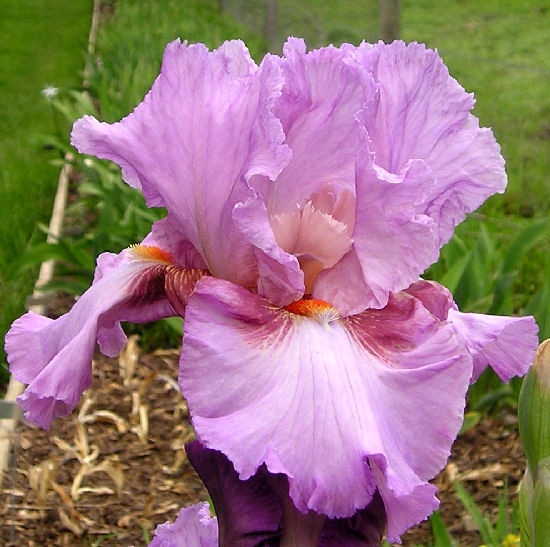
left=124, top=264, right=210, bottom=316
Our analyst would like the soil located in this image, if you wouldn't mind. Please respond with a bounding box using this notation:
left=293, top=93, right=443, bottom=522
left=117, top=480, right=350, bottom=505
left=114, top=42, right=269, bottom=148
left=0, top=339, right=525, bottom=547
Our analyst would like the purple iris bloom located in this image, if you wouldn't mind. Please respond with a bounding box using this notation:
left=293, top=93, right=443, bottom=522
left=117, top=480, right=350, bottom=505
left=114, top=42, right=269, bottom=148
left=5, top=38, right=537, bottom=542
left=150, top=441, right=386, bottom=546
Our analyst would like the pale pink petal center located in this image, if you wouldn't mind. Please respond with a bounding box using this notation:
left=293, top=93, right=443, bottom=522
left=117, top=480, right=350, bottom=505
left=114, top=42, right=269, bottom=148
left=269, top=187, right=355, bottom=293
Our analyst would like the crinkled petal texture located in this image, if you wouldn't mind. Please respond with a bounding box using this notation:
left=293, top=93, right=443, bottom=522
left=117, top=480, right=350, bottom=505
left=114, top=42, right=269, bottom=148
left=71, top=39, right=291, bottom=290
left=357, top=41, right=507, bottom=247
left=447, top=308, right=538, bottom=383
left=149, top=502, right=218, bottom=547
left=5, top=234, right=207, bottom=430
left=317, top=40, right=507, bottom=313
left=179, top=277, right=474, bottom=541
left=233, top=37, right=372, bottom=307
left=71, top=38, right=508, bottom=315
left=260, top=38, right=369, bottom=212
left=315, top=153, right=438, bottom=314
left=245, top=39, right=507, bottom=313
left=405, top=280, right=538, bottom=384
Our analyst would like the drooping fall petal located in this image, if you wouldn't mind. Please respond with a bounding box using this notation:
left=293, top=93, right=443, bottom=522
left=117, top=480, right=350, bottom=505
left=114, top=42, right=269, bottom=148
left=405, top=280, right=538, bottom=383
left=179, top=277, right=473, bottom=541
left=5, top=245, right=207, bottom=429
left=447, top=308, right=538, bottom=383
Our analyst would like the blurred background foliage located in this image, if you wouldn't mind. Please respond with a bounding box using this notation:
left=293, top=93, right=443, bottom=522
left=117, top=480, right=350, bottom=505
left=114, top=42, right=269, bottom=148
left=0, top=0, right=93, bottom=384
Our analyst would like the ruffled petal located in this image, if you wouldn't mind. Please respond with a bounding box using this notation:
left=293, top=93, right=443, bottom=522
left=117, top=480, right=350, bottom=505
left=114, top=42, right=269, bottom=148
left=315, top=154, right=438, bottom=313
left=448, top=308, right=538, bottom=383
left=179, top=277, right=472, bottom=540
left=404, top=280, right=538, bottom=384
left=233, top=194, right=304, bottom=306
left=403, top=279, right=455, bottom=321
left=71, top=39, right=291, bottom=287
left=186, top=441, right=282, bottom=546
left=313, top=251, right=374, bottom=317
left=5, top=247, right=206, bottom=429
left=259, top=38, right=371, bottom=214
left=359, top=41, right=506, bottom=246
left=149, top=502, right=218, bottom=547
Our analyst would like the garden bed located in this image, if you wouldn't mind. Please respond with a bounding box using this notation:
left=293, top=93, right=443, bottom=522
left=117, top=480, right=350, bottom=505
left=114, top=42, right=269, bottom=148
left=0, top=337, right=525, bottom=546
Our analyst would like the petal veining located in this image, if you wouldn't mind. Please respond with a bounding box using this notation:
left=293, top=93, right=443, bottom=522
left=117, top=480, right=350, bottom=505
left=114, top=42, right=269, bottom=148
left=357, top=41, right=506, bottom=246
left=259, top=38, right=372, bottom=214
left=71, top=39, right=291, bottom=288
left=179, top=277, right=472, bottom=540
left=404, top=280, right=539, bottom=384
left=448, top=308, right=538, bottom=383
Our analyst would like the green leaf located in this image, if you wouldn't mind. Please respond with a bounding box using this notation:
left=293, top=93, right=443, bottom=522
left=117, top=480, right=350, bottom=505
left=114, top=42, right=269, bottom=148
left=9, top=242, right=81, bottom=278
left=472, top=384, right=513, bottom=413
left=532, top=457, right=550, bottom=546
left=163, top=317, right=183, bottom=336
left=454, top=480, right=494, bottom=543
left=429, top=511, right=455, bottom=547
left=458, top=411, right=482, bottom=435
left=519, top=470, right=533, bottom=547
left=518, top=343, right=550, bottom=478
left=440, top=250, right=472, bottom=294
left=490, top=218, right=550, bottom=314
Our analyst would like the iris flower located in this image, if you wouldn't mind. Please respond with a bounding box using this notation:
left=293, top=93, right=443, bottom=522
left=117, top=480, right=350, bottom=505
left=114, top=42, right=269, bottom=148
left=6, top=38, right=538, bottom=542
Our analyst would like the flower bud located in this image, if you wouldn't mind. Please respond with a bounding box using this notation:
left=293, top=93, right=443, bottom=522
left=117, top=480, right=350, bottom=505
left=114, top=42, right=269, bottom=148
left=518, top=340, right=550, bottom=546
left=519, top=340, right=550, bottom=476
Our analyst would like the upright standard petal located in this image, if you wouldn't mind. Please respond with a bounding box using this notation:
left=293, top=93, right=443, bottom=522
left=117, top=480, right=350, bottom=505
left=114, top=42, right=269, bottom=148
left=233, top=194, right=305, bottom=307
left=179, top=277, right=473, bottom=540
left=315, top=153, right=439, bottom=313
left=234, top=39, right=371, bottom=306
left=358, top=41, right=506, bottom=246
left=71, top=39, right=291, bottom=288
left=149, top=502, right=218, bottom=547
left=260, top=38, right=370, bottom=214
left=5, top=245, right=207, bottom=429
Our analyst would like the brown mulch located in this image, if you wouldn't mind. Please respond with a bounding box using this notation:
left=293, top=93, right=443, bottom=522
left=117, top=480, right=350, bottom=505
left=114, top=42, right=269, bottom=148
left=0, top=338, right=525, bottom=546
left=0, top=339, right=207, bottom=546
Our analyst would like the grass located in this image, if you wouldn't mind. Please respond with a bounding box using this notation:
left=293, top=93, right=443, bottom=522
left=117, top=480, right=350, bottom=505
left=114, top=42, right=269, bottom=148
left=0, top=0, right=93, bottom=383
left=88, top=0, right=267, bottom=122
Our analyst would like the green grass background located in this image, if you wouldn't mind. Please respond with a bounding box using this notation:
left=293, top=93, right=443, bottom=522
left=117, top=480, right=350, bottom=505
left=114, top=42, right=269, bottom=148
left=0, top=0, right=92, bottom=380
